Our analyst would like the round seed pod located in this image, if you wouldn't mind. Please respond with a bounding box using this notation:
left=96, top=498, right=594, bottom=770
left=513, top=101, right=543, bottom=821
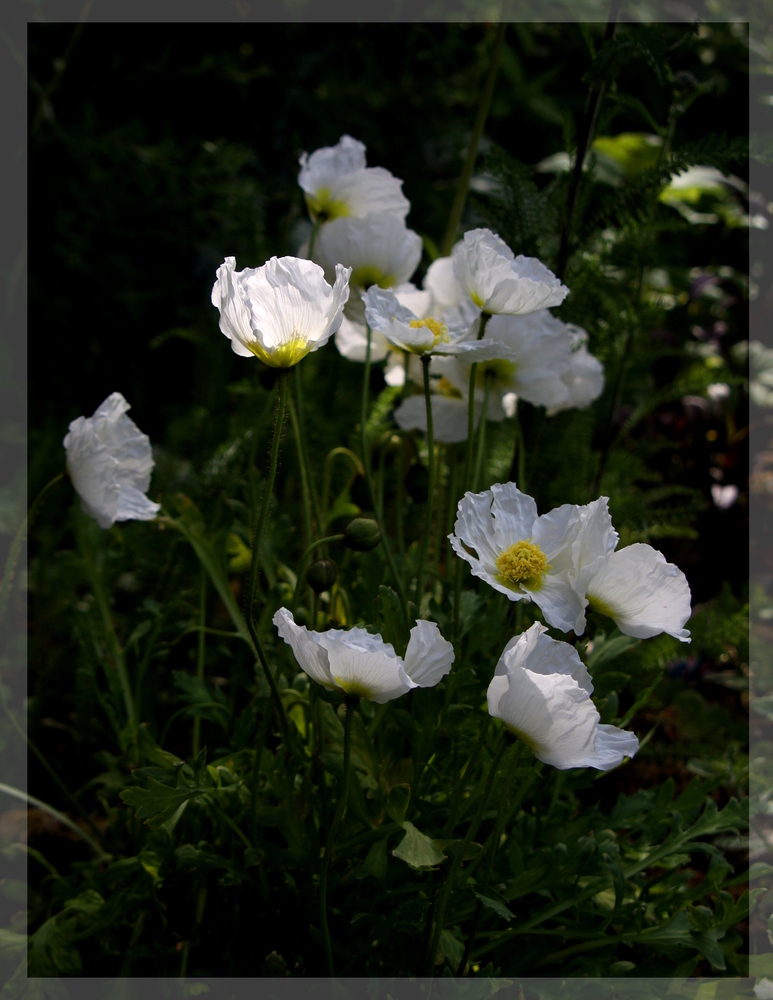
left=306, top=558, right=337, bottom=594
left=405, top=462, right=429, bottom=503
left=344, top=517, right=381, bottom=552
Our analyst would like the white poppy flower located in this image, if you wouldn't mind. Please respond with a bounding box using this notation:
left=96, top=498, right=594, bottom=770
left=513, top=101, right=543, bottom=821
left=546, top=325, right=605, bottom=416
left=312, top=215, right=422, bottom=293
left=362, top=286, right=480, bottom=356
left=452, top=229, right=569, bottom=315
left=449, top=482, right=587, bottom=632
left=211, top=255, right=350, bottom=368
left=487, top=623, right=639, bottom=770
left=423, top=252, right=463, bottom=311
left=298, top=135, right=410, bottom=223
left=63, top=392, right=160, bottom=530
left=273, top=608, right=454, bottom=703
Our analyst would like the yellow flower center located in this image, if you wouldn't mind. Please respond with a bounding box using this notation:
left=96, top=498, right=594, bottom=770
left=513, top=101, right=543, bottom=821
left=471, top=291, right=486, bottom=309
left=495, top=540, right=550, bottom=588
left=305, top=188, right=350, bottom=222
left=437, top=377, right=463, bottom=399
left=351, top=265, right=395, bottom=290
left=409, top=316, right=450, bottom=347
left=247, top=336, right=312, bottom=369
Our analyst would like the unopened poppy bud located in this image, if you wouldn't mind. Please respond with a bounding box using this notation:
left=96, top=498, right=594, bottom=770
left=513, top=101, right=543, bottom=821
left=405, top=463, right=429, bottom=503
left=344, top=517, right=381, bottom=552
left=306, top=558, right=337, bottom=593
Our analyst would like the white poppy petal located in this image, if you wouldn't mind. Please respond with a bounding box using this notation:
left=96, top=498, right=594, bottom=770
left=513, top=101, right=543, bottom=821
left=313, top=215, right=422, bottom=291
left=403, top=620, right=455, bottom=687
left=316, top=627, right=415, bottom=703
left=584, top=544, right=692, bottom=641
left=273, top=607, right=335, bottom=689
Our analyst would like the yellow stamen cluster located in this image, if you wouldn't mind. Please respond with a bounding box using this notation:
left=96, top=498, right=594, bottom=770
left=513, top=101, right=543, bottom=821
left=248, top=336, right=311, bottom=369
left=409, top=316, right=450, bottom=347
left=495, top=540, right=549, bottom=586
left=305, top=188, right=350, bottom=222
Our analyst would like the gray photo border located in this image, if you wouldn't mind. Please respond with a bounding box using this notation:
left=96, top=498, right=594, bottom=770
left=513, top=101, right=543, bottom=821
left=3, top=0, right=767, bottom=996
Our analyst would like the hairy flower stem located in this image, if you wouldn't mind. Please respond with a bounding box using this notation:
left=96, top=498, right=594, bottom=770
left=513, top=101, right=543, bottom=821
left=456, top=743, right=522, bottom=975
left=246, top=371, right=289, bottom=738
left=423, top=735, right=509, bottom=976
left=192, top=569, right=207, bottom=760
left=319, top=696, right=357, bottom=977
left=440, top=20, right=508, bottom=256
left=361, top=326, right=410, bottom=627
left=294, top=364, right=323, bottom=533
left=415, top=355, right=435, bottom=605
left=287, top=391, right=313, bottom=548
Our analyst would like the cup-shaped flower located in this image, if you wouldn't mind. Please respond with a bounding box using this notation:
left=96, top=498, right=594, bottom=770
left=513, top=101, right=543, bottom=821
left=312, top=215, right=423, bottom=295
left=63, top=392, right=160, bottom=530
left=273, top=608, right=454, bottom=703
left=298, top=135, right=410, bottom=223
left=362, top=286, right=479, bottom=356
left=487, top=623, right=639, bottom=770
left=211, top=255, right=351, bottom=368
left=448, top=482, right=587, bottom=632
left=452, top=228, right=569, bottom=315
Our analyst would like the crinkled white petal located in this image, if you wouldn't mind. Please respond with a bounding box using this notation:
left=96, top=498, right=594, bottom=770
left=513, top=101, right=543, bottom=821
left=212, top=256, right=351, bottom=366
left=584, top=543, right=692, bottom=641
left=315, top=627, right=416, bottom=703
left=452, top=229, right=569, bottom=316
left=403, top=620, right=455, bottom=687
left=487, top=625, right=637, bottom=770
left=313, top=215, right=422, bottom=291
left=394, top=283, right=432, bottom=317
left=320, top=167, right=410, bottom=220
left=273, top=607, right=335, bottom=689
left=571, top=497, right=619, bottom=592
left=334, top=315, right=390, bottom=363
left=298, top=135, right=366, bottom=192
left=522, top=571, right=587, bottom=634
left=363, top=286, right=476, bottom=356
left=63, top=392, right=160, bottom=529
left=548, top=339, right=605, bottom=416
left=423, top=253, right=463, bottom=311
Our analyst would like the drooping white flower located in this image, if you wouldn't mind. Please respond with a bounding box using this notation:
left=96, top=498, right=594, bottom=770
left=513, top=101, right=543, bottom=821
left=312, top=215, right=422, bottom=294
left=273, top=608, right=454, bottom=703
left=546, top=325, right=605, bottom=416
left=63, top=393, right=160, bottom=530
left=362, top=286, right=480, bottom=356
left=298, top=135, right=410, bottom=223
left=487, top=623, right=639, bottom=770
left=449, top=482, right=587, bottom=632
left=452, top=229, right=569, bottom=315
left=211, top=255, right=350, bottom=368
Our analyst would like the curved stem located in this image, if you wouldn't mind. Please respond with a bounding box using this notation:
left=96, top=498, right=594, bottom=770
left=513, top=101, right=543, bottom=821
left=319, top=697, right=356, bottom=977
left=287, top=391, right=313, bottom=548
left=246, top=371, right=289, bottom=737
left=424, top=734, right=508, bottom=975
left=291, top=534, right=346, bottom=613
left=361, top=326, right=410, bottom=627
left=440, top=20, right=508, bottom=256
left=0, top=780, right=106, bottom=859
left=414, top=355, right=435, bottom=605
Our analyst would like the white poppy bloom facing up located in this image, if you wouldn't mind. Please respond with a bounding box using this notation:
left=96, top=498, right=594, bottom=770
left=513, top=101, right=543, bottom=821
left=211, top=255, right=351, bottom=368
left=449, top=482, right=588, bottom=633
left=487, top=623, right=639, bottom=770
left=64, top=392, right=160, bottom=530
left=298, top=135, right=410, bottom=223
left=273, top=608, right=454, bottom=703
left=452, top=228, right=569, bottom=316
left=312, top=215, right=423, bottom=294
left=362, top=286, right=480, bottom=356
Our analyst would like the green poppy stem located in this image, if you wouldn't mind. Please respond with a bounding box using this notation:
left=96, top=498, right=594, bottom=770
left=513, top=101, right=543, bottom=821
left=192, top=569, right=207, bottom=760
left=319, top=696, right=357, bottom=977
left=414, top=354, right=435, bottom=606
left=472, top=373, right=493, bottom=492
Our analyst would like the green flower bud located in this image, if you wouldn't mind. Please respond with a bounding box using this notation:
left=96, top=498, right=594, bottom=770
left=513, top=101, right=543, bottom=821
left=306, top=558, right=337, bottom=593
left=344, top=517, right=381, bottom=552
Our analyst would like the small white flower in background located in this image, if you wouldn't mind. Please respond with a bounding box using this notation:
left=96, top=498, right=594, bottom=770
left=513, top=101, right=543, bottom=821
left=706, top=381, right=731, bottom=401
left=546, top=325, right=605, bottom=415
left=273, top=608, right=454, bottom=703
left=211, top=255, right=350, bottom=368
left=298, top=134, right=410, bottom=223
left=449, top=482, right=588, bottom=632
left=63, top=393, right=160, bottom=530
left=449, top=483, right=692, bottom=640
left=712, top=483, right=739, bottom=509
left=312, top=214, right=423, bottom=296
left=487, top=622, right=639, bottom=770
left=452, top=228, right=569, bottom=316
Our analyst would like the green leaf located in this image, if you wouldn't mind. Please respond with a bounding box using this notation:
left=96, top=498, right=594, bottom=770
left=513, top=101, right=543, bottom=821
left=27, top=914, right=81, bottom=976
left=120, top=777, right=210, bottom=828
left=474, top=892, right=513, bottom=922
left=393, top=821, right=446, bottom=870
left=587, top=633, right=640, bottom=671
left=386, top=783, right=411, bottom=825
left=437, top=928, right=463, bottom=969
left=457, top=591, right=486, bottom=639
left=63, top=890, right=104, bottom=915
left=358, top=838, right=388, bottom=881
left=377, top=586, right=408, bottom=657
left=0, top=929, right=26, bottom=961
